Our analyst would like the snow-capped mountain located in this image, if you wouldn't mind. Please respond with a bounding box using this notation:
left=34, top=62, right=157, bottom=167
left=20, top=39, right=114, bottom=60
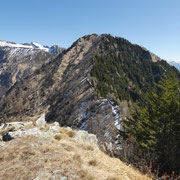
left=0, top=40, right=65, bottom=97
left=168, top=61, right=180, bottom=71
left=0, top=40, right=64, bottom=55
left=49, top=45, right=65, bottom=54
left=0, top=40, right=47, bottom=51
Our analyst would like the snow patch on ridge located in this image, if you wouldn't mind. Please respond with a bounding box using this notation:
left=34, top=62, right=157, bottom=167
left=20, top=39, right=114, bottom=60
left=107, top=99, right=122, bottom=131
left=0, top=40, right=58, bottom=53
left=31, top=42, right=48, bottom=51
left=0, top=40, right=47, bottom=50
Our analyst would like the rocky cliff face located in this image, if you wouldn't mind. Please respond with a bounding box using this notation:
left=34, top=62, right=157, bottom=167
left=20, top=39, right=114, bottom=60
left=0, top=34, right=179, bottom=151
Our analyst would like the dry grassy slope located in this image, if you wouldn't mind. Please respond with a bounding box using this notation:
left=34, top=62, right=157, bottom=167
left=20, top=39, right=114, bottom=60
left=0, top=124, right=151, bottom=180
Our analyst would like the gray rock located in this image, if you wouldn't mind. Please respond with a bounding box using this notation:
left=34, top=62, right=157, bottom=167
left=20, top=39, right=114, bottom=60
left=74, top=130, right=98, bottom=147
left=36, top=114, right=46, bottom=128
left=34, top=172, right=52, bottom=180
left=5, top=121, right=60, bottom=139
left=9, top=127, right=41, bottom=138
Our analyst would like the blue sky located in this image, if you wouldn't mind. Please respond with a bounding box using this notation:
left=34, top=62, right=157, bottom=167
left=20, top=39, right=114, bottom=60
left=0, top=0, right=180, bottom=62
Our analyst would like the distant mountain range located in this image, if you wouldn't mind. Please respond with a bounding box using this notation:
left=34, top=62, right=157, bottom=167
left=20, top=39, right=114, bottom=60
left=0, top=40, right=65, bottom=54
left=168, top=61, right=180, bottom=71
left=0, top=40, right=65, bottom=97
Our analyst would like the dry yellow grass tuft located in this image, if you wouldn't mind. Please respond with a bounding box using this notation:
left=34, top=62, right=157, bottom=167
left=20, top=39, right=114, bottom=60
left=106, top=176, right=120, bottom=180
left=54, top=127, right=76, bottom=141
left=0, top=126, right=15, bottom=135
left=88, top=159, right=98, bottom=166
left=41, top=145, right=55, bottom=153
left=78, top=170, right=95, bottom=180
left=39, top=126, right=45, bottom=131
left=67, top=130, right=76, bottom=137
left=54, top=133, right=64, bottom=141
left=59, top=127, right=68, bottom=134
left=73, top=154, right=82, bottom=162
left=25, top=125, right=35, bottom=130
left=80, top=144, right=94, bottom=151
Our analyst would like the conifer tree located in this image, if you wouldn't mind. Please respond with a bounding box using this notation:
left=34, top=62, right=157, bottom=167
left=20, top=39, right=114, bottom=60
left=121, top=73, right=180, bottom=175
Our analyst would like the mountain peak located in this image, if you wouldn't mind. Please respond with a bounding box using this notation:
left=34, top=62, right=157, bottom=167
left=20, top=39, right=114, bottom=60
left=168, top=61, right=180, bottom=71
left=31, top=42, right=48, bottom=51
left=0, top=40, right=64, bottom=55
left=0, top=40, right=33, bottom=49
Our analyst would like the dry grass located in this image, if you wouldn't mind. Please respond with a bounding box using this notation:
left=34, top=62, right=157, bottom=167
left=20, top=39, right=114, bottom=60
left=106, top=176, right=120, bottom=180
left=25, top=125, right=35, bottom=130
left=67, top=130, right=76, bottom=137
left=61, top=143, right=74, bottom=152
left=78, top=170, right=95, bottom=180
left=88, top=159, right=97, bottom=166
left=39, top=126, right=45, bottom=131
left=59, top=127, right=76, bottom=137
left=80, top=144, right=94, bottom=151
left=54, top=133, right=64, bottom=141
left=0, top=130, right=151, bottom=180
left=73, top=154, right=82, bottom=162
left=0, top=126, right=15, bottom=135
left=41, top=145, right=55, bottom=153
left=54, top=127, right=76, bottom=141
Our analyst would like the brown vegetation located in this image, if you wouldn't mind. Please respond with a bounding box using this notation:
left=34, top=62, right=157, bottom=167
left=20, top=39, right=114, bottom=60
left=0, top=127, right=151, bottom=180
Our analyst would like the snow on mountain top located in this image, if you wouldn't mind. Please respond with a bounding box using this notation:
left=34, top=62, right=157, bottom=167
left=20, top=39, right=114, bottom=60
left=168, top=61, right=180, bottom=65
left=168, top=61, right=180, bottom=71
left=0, top=40, right=64, bottom=55
left=0, top=40, right=32, bottom=49
left=31, top=42, right=49, bottom=51
left=0, top=40, right=49, bottom=52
